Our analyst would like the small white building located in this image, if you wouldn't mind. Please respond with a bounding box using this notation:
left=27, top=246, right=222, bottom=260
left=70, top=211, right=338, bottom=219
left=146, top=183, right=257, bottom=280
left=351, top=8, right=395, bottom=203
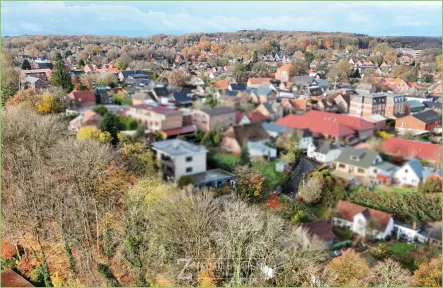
left=294, top=129, right=313, bottom=149
left=394, top=158, right=435, bottom=187
left=151, top=139, right=207, bottom=182
left=247, top=142, right=277, bottom=160
left=307, top=140, right=342, bottom=163
left=332, top=200, right=394, bottom=240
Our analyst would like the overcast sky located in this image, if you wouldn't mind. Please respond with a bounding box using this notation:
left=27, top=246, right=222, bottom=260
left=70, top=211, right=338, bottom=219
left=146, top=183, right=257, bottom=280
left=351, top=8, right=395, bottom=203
left=2, top=1, right=442, bottom=37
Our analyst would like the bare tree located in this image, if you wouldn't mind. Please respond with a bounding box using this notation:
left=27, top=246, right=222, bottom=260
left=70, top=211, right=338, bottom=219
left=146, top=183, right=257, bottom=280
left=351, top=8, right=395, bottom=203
left=299, top=176, right=323, bottom=204
left=369, top=259, right=413, bottom=287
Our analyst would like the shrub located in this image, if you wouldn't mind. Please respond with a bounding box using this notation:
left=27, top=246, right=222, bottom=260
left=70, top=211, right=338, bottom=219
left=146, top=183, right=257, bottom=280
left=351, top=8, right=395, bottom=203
left=178, top=175, right=194, bottom=188
left=290, top=210, right=308, bottom=224
left=330, top=240, right=352, bottom=251
left=117, top=115, right=138, bottom=131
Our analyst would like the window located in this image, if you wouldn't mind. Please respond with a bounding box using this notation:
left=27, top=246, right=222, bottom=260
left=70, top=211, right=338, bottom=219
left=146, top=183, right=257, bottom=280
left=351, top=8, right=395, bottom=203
left=404, top=169, right=408, bottom=173
left=357, top=168, right=365, bottom=174
left=339, top=163, right=346, bottom=168
left=202, top=121, right=207, bottom=124
left=186, top=167, right=193, bottom=173
left=358, top=219, right=364, bottom=225
left=186, top=156, right=192, bottom=162
left=373, top=169, right=378, bottom=173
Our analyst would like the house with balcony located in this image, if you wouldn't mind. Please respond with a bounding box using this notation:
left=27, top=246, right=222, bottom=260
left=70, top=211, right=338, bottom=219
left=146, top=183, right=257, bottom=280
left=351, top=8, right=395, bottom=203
left=191, top=106, right=236, bottom=132
left=152, top=139, right=207, bottom=182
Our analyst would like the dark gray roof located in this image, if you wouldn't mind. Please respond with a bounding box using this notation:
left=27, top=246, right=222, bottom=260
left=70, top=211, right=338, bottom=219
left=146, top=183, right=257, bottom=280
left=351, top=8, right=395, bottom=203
left=120, top=70, right=145, bottom=78
left=153, top=86, right=170, bottom=97
left=427, top=223, right=442, bottom=242
left=411, top=110, right=441, bottom=124
left=172, top=91, right=193, bottom=104
left=295, top=129, right=312, bottom=139
left=314, top=140, right=339, bottom=154
left=335, top=146, right=380, bottom=169
left=423, top=101, right=442, bottom=110
left=262, top=102, right=274, bottom=114
left=201, top=106, right=236, bottom=116
left=229, top=83, right=246, bottom=91
left=293, top=76, right=314, bottom=86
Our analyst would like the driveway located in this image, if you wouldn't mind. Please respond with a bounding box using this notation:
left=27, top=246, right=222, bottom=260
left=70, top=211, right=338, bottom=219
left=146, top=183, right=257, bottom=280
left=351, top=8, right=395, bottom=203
left=284, top=156, right=320, bottom=198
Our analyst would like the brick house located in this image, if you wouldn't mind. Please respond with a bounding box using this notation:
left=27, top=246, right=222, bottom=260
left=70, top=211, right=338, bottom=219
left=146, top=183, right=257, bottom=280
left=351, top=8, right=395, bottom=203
left=395, top=110, right=442, bottom=132
left=275, top=64, right=293, bottom=82
left=350, top=93, right=405, bottom=119
left=249, top=88, right=277, bottom=104
left=254, top=102, right=283, bottom=121
left=247, top=77, right=271, bottom=89
left=125, top=104, right=183, bottom=132
left=69, top=109, right=103, bottom=131
left=220, top=123, right=270, bottom=155
left=66, top=91, right=96, bottom=107
left=191, top=106, right=236, bottom=132
left=380, top=138, right=442, bottom=165
left=22, top=76, right=48, bottom=91
left=428, top=82, right=442, bottom=96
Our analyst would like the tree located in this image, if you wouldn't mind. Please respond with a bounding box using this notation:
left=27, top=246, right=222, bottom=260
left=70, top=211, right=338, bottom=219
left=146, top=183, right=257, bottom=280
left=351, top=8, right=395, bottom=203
left=121, top=143, right=157, bottom=177
left=234, top=165, right=266, bottom=199
left=100, top=113, right=120, bottom=145
left=35, top=93, right=64, bottom=115
left=6, top=89, right=39, bottom=107
left=230, top=62, right=247, bottom=81
left=373, top=43, right=390, bottom=55
left=251, top=61, right=275, bottom=73
left=420, top=178, right=440, bottom=193
left=325, top=249, right=371, bottom=287
left=290, top=60, right=306, bottom=77
left=77, top=126, right=112, bottom=143
left=167, top=69, right=189, bottom=87
left=324, top=38, right=334, bottom=49
left=328, top=60, right=352, bottom=83
left=51, top=54, right=74, bottom=92
left=239, top=142, right=251, bottom=165
left=299, top=176, right=323, bottom=204
left=370, top=259, right=413, bottom=287
left=178, top=176, right=194, bottom=188
left=403, top=130, right=415, bottom=140
left=414, top=256, right=442, bottom=287
left=251, top=50, right=258, bottom=63
left=1, top=51, right=20, bottom=104
left=93, top=104, right=109, bottom=116
left=22, top=59, right=31, bottom=70
left=304, top=52, right=315, bottom=66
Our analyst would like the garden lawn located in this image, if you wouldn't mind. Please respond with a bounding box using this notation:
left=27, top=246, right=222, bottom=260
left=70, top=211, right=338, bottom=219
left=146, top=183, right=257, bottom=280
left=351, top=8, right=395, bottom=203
left=388, top=243, right=415, bottom=257
left=309, top=205, right=329, bottom=219
left=208, top=152, right=240, bottom=172
left=252, top=160, right=282, bottom=188
left=373, top=186, right=416, bottom=194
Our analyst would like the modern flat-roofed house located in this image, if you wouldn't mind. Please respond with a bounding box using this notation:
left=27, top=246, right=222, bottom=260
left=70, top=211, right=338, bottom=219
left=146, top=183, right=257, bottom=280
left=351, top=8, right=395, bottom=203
left=191, top=106, right=236, bottom=132
left=332, top=200, right=394, bottom=240
left=152, top=139, right=207, bottom=182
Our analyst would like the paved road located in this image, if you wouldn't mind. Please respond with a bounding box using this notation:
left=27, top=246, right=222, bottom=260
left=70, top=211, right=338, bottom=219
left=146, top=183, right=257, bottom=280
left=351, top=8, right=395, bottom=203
left=284, top=156, right=320, bottom=198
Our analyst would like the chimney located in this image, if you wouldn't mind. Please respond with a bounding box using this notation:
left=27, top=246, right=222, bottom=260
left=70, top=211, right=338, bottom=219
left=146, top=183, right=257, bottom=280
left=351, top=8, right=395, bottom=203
left=412, top=222, right=416, bottom=230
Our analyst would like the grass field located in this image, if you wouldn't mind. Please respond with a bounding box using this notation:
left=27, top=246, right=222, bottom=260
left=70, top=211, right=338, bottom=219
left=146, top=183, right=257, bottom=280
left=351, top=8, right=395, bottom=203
left=252, top=160, right=282, bottom=187
left=309, top=205, right=329, bottom=219
left=388, top=243, right=415, bottom=256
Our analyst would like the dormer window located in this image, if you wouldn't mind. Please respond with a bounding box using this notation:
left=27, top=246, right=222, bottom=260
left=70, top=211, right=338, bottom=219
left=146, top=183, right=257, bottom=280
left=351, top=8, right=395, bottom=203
left=351, top=156, right=359, bottom=161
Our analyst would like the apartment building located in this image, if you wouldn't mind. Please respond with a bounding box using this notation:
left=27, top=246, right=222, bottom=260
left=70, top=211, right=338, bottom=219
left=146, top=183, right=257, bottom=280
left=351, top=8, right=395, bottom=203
left=350, top=93, right=406, bottom=119
left=125, top=104, right=183, bottom=132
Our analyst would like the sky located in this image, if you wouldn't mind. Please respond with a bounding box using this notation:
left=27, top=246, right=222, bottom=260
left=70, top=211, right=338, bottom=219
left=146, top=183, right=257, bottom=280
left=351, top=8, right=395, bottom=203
left=1, top=1, right=442, bottom=37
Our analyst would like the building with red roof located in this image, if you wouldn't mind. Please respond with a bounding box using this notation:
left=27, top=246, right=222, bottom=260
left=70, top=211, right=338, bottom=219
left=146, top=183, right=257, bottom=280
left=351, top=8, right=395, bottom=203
left=66, top=91, right=96, bottom=107
left=380, top=138, right=442, bottom=164
left=125, top=104, right=183, bottom=133
left=275, top=110, right=375, bottom=143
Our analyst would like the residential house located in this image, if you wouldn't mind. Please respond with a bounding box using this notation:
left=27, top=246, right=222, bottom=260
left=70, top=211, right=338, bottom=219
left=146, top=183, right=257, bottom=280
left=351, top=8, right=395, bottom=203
left=394, top=158, right=436, bottom=187
left=426, top=169, right=442, bottom=189
left=275, top=64, right=292, bottom=82
left=335, top=146, right=397, bottom=184
left=125, top=104, right=183, bottom=132
left=428, top=82, right=442, bottom=97
left=95, top=86, right=111, bottom=104
left=276, top=111, right=375, bottom=144
left=83, top=64, right=97, bottom=73
left=255, top=102, right=283, bottom=121
left=279, top=81, right=295, bottom=92
left=66, top=91, right=96, bottom=107
left=386, top=78, right=410, bottom=94
left=118, top=70, right=145, bottom=82
left=393, top=222, right=428, bottom=244
left=191, top=106, right=236, bottom=132
left=398, top=54, right=414, bottom=65
left=395, top=110, right=442, bottom=132
left=221, top=123, right=270, bottom=155
left=262, top=122, right=286, bottom=139
left=307, top=140, right=342, bottom=163
left=426, top=223, right=442, bottom=247
left=250, top=88, right=277, bottom=104
left=151, top=86, right=173, bottom=104
left=228, top=83, right=247, bottom=91
left=294, top=129, right=313, bottom=149
left=69, top=109, right=103, bottom=131
left=247, top=141, right=277, bottom=160
left=405, top=100, right=425, bottom=114
left=381, top=138, right=442, bottom=165
left=301, top=220, right=336, bottom=248
left=22, top=76, right=48, bottom=91
left=355, top=83, right=377, bottom=95
left=333, top=94, right=351, bottom=113
left=21, top=68, right=51, bottom=82
left=293, top=76, right=329, bottom=96
left=246, top=111, right=269, bottom=123
left=152, top=139, right=207, bottom=182
left=172, top=91, right=193, bottom=107
left=313, top=98, right=339, bottom=113
left=281, top=98, right=311, bottom=114
left=247, top=77, right=271, bottom=89
left=235, top=112, right=250, bottom=125
left=332, top=200, right=394, bottom=240
left=222, top=90, right=250, bottom=109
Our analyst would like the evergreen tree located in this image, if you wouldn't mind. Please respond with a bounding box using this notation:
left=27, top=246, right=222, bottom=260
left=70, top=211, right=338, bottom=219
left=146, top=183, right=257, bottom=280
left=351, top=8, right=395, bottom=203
left=51, top=54, right=74, bottom=92
left=94, top=88, right=102, bottom=105
left=22, top=59, right=31, bottom=70
left=100, top=113, right=120, bottom=145
left=252, top=50, right=258, bottom=63
left=239, top=141, right=251, bottom=165
left=79, top=59, right=85, bottom=67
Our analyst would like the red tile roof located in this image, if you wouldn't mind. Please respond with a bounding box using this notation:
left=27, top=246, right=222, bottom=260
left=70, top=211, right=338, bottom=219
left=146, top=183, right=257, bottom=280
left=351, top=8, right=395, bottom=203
left=301, top=220, right=336, bottom=242
left=1, top=269, right=34, bottom=287
left=381, top=138, right=442, bottom=163
left=247, top=111, right=268, bottom=123
left=215, top=80, right=229, bottom=89
left=275, top=111, right=374, bottom=137
left=335, top=200, right=392, bottom=231
left=162, top=125, right=195, bottom=136
left=69, top=91, right=95, bottom=102
left=236, top=112, right=246, bottom=124
left=248, top=77, right=271, bottom=84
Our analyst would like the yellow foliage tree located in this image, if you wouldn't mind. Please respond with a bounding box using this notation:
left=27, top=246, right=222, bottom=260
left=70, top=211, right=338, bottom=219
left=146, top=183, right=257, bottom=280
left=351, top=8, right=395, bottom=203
left=376, top=131, right=393, bottom=140
left=50, top=271, right=65, bottom=287
left=198, top=259, right=217, bottom=287
left=35, top=93, right=64, bottom=115
left=414, top=255, right=442, bottom=287
left=325, top=249, right=371, bottom=287
left=77, top=126, right=112, bottom=143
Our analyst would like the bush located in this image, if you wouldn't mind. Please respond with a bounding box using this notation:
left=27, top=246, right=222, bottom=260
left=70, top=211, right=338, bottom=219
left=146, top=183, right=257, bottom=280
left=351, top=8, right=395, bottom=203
left=178, top=175, right=194, bottom=188
left=290, top=210, right=308, bottom=224
left=330, top=240, right=352, bottom=251
left=117, top=115, right=138, bottom=131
